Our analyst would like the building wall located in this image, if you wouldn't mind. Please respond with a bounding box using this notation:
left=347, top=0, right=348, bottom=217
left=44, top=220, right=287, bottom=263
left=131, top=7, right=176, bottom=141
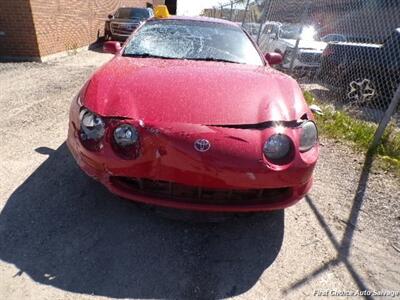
left=0, top=0, right=165, bottom=60
left=0, top=0, right=40, bottom=58
left=30, top=0, right=151, bottom=57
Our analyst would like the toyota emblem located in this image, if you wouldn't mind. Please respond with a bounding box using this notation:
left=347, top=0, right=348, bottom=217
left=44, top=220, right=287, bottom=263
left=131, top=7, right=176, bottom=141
left=194, top=139, right=211, bottom=152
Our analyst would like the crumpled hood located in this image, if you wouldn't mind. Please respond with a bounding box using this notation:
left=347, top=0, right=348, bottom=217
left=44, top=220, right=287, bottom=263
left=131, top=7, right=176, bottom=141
left=83, top=57, right=309, bottom=125
left=282, top=39, right=327, bottom=51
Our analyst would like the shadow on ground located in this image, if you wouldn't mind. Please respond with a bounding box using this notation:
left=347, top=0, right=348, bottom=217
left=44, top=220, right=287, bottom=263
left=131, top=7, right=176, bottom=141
left=88, top=41, right=106, bottom=54
left=283, top=150, right=375, bottom=300
left=0, top=143, right=284, bottom=299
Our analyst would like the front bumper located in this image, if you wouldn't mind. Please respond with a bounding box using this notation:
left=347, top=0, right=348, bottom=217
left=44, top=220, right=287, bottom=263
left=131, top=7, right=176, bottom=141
left=281, top=51, right=322, bottom=70
left=110, top=34, right=129, bottom=42
left=109, top=22, right=139, bottom=42
left=67, top=103, right=318, bottom=212
left=67, top=97, right=319, bottom=212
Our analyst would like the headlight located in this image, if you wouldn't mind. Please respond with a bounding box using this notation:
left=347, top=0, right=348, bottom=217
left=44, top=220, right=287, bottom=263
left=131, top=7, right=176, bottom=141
left=263, top=134, right=292, bottom=161
left=79, top=108, right=105, bottom=141
left=300, top=121, right=318, bottom=152
left=114, top=124, right=139, bottom=147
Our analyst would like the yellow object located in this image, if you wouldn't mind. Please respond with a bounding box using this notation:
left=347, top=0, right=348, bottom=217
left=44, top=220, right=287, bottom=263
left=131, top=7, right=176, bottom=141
left=154, top=5, right=170, bottom=18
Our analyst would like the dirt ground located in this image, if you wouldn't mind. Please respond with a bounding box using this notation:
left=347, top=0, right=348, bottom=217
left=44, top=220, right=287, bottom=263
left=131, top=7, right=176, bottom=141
left=0, top=49, right=399, bottom=300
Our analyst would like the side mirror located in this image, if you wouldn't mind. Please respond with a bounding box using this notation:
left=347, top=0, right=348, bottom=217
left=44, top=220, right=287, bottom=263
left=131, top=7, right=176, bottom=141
left=265, top=52, right=283, bottom=65
left=108, top=14, right=113, bottom=19
left=103, top=41, right=122, bottom=54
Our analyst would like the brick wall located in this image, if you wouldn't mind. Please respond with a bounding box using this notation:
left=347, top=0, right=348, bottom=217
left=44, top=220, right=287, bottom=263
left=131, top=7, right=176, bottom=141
left=0, top=0, right=166, bottom=60
left=0, top=0, right=40, bottom=58
left=31, top=0, right=151, bottom=57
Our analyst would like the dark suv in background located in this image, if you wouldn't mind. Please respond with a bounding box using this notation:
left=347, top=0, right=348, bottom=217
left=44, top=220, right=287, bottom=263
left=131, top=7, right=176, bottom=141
left=319, top=28, right=400, bottom=107
left=105, top=7, right=154, bottom=41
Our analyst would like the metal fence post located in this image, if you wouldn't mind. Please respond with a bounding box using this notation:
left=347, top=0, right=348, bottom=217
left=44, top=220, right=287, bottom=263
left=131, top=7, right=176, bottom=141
left=229, top=1, right=234, bottom=21
left=242, top=0, right=251, bottom=26
left=256, top=0, right=272, bottom=44
left=288, top=26, right=304, bottom=73
left=289, top=1, right=311, bottom=73
left=370, top=85, right=400, bottom=150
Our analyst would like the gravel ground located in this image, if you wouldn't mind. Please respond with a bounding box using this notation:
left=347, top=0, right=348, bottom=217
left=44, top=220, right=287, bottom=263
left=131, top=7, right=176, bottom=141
left=0, top=50, right=399, bottom=300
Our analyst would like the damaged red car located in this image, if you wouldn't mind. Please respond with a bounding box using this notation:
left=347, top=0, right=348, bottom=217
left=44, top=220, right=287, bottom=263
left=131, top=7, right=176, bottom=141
left=67, top=15, right=319, bottom=212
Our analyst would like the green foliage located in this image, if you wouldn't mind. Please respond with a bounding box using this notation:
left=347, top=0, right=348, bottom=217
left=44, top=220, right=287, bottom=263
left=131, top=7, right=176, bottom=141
left=304, top=91, right=400, bottom=174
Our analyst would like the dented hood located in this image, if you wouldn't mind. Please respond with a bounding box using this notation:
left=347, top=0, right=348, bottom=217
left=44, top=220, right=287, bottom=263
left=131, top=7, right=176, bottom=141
left=84, top=57, right=308, bottom=125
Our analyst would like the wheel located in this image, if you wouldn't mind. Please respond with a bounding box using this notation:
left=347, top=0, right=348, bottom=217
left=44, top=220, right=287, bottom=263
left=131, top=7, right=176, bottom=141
left=344, top=73, right=398, bottom=111
left=346, top=77, right=377, bottom=106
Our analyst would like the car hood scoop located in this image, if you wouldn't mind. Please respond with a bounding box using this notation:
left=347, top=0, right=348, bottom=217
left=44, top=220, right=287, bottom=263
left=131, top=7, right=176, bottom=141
left=83, top=57, right=309, bottom=125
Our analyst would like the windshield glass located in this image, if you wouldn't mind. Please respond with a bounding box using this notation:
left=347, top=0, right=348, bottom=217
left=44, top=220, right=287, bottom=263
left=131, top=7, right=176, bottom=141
left=280, top=24, right=318, bottom=41
left=123, top=20, right=264, bottom=66
left=116, top=8, right=150, bottom=19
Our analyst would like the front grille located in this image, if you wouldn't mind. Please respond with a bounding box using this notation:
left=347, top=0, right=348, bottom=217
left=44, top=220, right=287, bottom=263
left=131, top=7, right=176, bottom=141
left=110, top=176, right=292, bottom=206
left=110, top=23, right=138, bottom=36
left=299, top=52, right=321, bottom=64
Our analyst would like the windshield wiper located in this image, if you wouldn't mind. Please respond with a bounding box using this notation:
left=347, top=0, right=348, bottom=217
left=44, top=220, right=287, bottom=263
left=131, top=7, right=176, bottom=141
left=187, top=57, right=242, bottom=64
left=123, top=53, right=242, bottom=64
left=123, top=53, right=180, bottom=60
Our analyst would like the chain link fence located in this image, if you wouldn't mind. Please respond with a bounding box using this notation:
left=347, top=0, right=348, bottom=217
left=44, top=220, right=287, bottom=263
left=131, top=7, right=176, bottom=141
left=202, top=0, right=400, bottom=150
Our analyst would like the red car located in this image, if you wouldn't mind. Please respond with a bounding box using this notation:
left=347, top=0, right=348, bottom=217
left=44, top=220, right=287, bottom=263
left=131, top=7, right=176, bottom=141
left=67, top=12, right=319, bottom=212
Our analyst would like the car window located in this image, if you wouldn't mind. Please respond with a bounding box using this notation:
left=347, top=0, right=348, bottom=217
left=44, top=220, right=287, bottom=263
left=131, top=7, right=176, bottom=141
left=124, top=20, right=264, bottom=66
left=115, top=8, right=150, bottom=20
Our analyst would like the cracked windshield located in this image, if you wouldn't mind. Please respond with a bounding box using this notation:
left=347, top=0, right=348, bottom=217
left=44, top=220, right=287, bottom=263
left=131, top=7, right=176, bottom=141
left=124, top=20, right=264, bottom=65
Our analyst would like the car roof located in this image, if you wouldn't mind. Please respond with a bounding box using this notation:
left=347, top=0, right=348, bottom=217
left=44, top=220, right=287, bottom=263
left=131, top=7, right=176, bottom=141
left=149, top=15, right=240, bottom=28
